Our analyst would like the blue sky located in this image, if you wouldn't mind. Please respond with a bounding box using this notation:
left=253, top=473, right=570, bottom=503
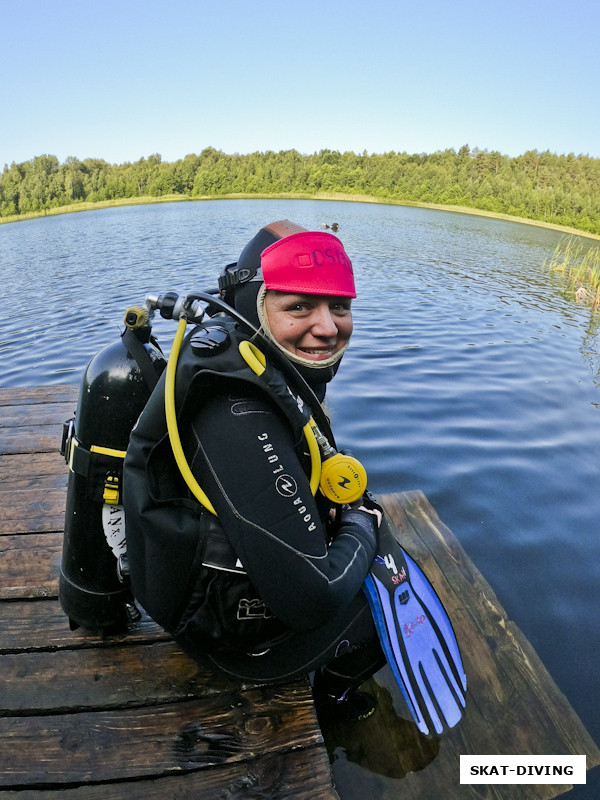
left=2, top=0, right=599, bottom=166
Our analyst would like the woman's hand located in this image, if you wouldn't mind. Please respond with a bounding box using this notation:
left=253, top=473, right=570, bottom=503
left=354, top=503, right=382, bottom=528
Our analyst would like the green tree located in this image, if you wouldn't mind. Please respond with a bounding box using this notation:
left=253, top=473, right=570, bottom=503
left=2, top=148, right=600, bottom=235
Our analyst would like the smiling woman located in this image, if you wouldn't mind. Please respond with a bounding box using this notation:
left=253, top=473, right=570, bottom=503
left=256, top=227, right=356, bottom=371
left=261, top=292, right=354, bottom=363
left=123, top=218, right=387, bottom=721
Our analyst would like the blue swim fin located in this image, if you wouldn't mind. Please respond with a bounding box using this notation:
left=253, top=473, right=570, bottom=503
left=363, top=522, right=467, bottom=736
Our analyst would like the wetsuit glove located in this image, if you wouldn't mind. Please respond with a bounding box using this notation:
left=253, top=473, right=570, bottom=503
left=339, top=504, right=378, bottom=552
left=359, top=490, right=384, bottom=517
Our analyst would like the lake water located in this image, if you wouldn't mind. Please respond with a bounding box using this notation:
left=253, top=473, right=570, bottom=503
left=1, top=199, right=599, bottom=797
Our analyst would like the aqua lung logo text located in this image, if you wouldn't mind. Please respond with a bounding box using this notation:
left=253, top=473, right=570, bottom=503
left=257, top=432, right=317, bottom=532
left=276, top=474, right=297, bottom=497
left=291, top=496, right=317, bottom=531
left=257, top=432, right=285, bottom=476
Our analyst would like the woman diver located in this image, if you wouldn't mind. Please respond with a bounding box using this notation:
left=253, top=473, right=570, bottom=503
left=123, top=219, right=386, bottom=720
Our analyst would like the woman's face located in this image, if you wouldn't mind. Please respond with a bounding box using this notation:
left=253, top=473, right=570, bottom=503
left=264, top=291, right=353, bottom=362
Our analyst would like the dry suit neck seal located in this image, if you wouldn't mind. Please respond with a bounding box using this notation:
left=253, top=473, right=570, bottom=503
left=256, top=285, right=347, bottom=396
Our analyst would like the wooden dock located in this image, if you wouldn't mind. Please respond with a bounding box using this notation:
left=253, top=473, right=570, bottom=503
left=1, top=384, right=598, bottom=799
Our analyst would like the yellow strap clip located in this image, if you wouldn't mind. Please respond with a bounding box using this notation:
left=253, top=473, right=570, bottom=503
left=103, top=474, right=120, bottom=505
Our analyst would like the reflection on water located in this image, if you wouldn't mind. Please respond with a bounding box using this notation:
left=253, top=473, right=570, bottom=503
left=319, top=666, right=440, bottom=788
left=580, top=314, right=600, bottom=390
left=1, top=200, right=599, bottom=797
left=317, top=669, right=439, bottom=797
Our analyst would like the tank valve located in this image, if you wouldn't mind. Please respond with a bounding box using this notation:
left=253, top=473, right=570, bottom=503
left=124, top=306, right=149, bottom=329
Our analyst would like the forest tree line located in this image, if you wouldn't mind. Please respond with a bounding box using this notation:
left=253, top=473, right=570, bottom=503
left=1, top=146, right=600, bottom=235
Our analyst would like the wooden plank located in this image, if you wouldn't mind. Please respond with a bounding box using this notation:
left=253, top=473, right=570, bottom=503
left=0, top=488, right=66, bottom=534
left=0, top=685, right=322, bottom=786
left=0, top=747, right=339, bottom=799
left=0, top=425, right=65, bottom=456
left=0, top=452, right=68, bottom=490
left=0, top=386, right=595, bottom=800
left=319, top=668, right=441, bottom=781
left=0, top=386, right=332, bottom=799
left=400, top=492, right=600, bottom=762
left=0, top=388, right=75, bottom=461
left=1, top=401, right=75, bottom=428
left=0, top=532, right=61, bottom=598
left=318, top=492, right=599, bottom=800
left=0, top=641, right=237, bottom=713
left=0, top=599, right=168, bottom=653
left=0, top=385, right=79, bottom=407
left=379, top=492, right=600, bottom=800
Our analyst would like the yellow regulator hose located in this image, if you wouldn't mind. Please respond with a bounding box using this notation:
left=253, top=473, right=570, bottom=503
left=166, top=320, right=366, bottom=516
left=165, top=316, right=217, bottom=516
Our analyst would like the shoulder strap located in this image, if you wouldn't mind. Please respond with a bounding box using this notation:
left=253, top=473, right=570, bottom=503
left=121, top=328, right=162, bottom=392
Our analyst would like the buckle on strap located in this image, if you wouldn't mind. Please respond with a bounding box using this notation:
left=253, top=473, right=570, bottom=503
left=68, top=437, right=90, bottom=476
left=103, top=474, right=120, bottom=505
left=61, top=419, right=75, bottom=464
left=67, top=437, right=127, bottom=504
left=218, top=265, right=260, bottom=292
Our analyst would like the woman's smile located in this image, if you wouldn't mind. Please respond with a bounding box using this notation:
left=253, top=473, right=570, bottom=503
left=264, top=291, right=353, bottom=361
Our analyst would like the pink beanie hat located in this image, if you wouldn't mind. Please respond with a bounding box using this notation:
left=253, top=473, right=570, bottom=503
left=260, top=231, right=356, bottom=298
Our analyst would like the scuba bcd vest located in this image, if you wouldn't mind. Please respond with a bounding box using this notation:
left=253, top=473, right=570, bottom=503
left=123, top=313, right=325, bottom=653
left=59, top=291, right=367, bottom=646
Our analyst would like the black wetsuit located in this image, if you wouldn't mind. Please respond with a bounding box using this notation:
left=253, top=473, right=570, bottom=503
left=124, top=318, right=385, bottom=686
left=185, top=380, right=385, bottom=683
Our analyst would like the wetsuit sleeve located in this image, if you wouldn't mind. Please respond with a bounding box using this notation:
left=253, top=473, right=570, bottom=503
left=186, top=382, right=377, bottom=630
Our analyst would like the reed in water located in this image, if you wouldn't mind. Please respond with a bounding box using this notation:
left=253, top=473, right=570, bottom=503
left=544, top=236, right=600, bottom=311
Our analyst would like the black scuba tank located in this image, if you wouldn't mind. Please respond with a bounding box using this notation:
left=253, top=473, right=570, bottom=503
left=59, top=306, right=166, bottom=633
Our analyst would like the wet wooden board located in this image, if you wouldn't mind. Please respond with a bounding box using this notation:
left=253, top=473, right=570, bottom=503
left=0, top=384, right=338, bottom=799
left=318, top=493, right=600, bottom=800
left=1, top=384, right=598, bottom=799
